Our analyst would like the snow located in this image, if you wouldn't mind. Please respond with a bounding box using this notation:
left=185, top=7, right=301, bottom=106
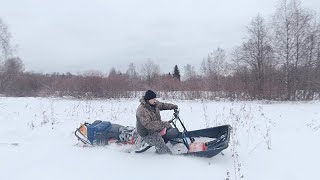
left=0, top=97, right=319, bottom=180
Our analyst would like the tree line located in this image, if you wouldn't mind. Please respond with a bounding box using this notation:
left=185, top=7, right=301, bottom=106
left=1, top=0, right=320, bottom=100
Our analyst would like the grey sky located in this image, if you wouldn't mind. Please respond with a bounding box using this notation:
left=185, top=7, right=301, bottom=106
left=1, top=0, right=319, bottom=74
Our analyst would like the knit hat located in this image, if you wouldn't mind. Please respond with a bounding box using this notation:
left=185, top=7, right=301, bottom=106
left=144, top=90, right=157, bottom=101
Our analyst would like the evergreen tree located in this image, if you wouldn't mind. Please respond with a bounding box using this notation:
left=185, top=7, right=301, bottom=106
left=173, top=65, right=181, bottom=81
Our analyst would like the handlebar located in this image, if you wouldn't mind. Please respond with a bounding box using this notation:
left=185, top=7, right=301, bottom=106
left=173, top=109, right=179, bottom=118
left=168, top=109, right=180, bottom=123
left=169, top=109, right=195, bottom=145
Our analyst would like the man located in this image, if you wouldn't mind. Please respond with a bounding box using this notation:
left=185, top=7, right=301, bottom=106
left=136, top=90, right=178, bottom=154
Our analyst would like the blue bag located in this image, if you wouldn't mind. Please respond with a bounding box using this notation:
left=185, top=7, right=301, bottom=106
left=87, top=120, right=112, bottom=145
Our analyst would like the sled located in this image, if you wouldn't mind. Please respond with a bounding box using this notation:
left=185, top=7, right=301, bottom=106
left=74, top=110, right=231, bottom=158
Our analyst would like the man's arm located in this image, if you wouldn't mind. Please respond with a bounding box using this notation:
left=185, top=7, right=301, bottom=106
left=137, top=111, right=166, bottom=131
left=157, top=101, right=178, bottom=111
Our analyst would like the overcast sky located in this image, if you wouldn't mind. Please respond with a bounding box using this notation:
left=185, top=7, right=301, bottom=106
left=1, top=0, right=320, bottom=74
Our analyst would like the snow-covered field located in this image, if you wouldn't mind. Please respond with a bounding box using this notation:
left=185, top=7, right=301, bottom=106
left=0, top=97, right=319, bottom=180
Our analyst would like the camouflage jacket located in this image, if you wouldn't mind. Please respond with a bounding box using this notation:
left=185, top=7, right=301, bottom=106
left=136, top=98, right=178, bottom=137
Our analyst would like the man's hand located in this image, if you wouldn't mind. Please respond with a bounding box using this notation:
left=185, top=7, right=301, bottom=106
left=160, top=128, right=167, bottom=136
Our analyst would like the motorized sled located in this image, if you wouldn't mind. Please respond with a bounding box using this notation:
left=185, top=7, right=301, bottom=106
left=74, top=110, right=232, bottom=158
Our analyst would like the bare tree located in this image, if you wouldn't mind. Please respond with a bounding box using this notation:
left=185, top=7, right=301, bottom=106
left=291, top=0, right=315, bottom=100
left=316, top=27, right=320, bottom=87
left=272, top=0, right=294, bottom=100
left=141, top=59, right=160, bottom=86
left=0, top=18, right=13, bottom=63
left=201, top=48, right=226, bottom=77
left=300, top=17, right=320, bottom=99
left=3, top=57, right=24, bottom=74
left=234, top=15, right=274, bottom=99
left=183, top=64, right=197, bottom=81
left=201, top=47, right=227, bottom=91
left=126, top=62, right=138, bottom=78
left=126, top=63, right=142, bottom=93
left=271, top=0, right=314, bottom=100
left=0, top=57, right=24, bottom=95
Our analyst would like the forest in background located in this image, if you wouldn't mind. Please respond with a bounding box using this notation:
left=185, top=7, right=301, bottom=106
left=1, top=0, right=320, bottom=100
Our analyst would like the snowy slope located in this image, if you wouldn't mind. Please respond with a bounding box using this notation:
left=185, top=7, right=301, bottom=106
left=0, top=97, right=319, bottom=180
